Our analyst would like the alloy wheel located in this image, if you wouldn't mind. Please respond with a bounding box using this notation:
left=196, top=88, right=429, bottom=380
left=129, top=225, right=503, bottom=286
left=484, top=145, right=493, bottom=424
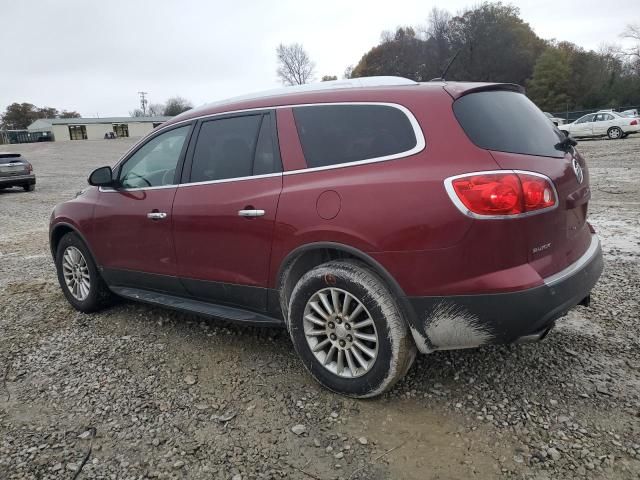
left=62, top=246, right=91, bottom=301
left=303, top=287, right=379, bottom=378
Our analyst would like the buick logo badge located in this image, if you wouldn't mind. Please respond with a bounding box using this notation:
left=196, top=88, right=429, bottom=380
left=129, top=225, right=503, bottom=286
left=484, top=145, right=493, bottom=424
left=572, top=158, right=584, bottom=184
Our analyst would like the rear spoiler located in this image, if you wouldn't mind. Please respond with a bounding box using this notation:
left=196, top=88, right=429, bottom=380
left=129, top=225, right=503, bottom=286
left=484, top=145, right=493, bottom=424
left=0, top=153, right=21, bottom=159
left=443, top=82, right=524, bottom=100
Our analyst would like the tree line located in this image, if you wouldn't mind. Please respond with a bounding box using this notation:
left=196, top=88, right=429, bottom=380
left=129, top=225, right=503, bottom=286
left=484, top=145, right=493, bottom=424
left=0, top=95, right=194, bottom=131
left=1, top=103, right=80, bottom=130
left=129, top=96, right=193, bottom=118
left=277, top=2, right=640, bottom=113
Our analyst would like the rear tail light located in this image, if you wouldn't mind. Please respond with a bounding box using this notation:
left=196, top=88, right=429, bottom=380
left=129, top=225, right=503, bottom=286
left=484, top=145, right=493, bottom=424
left=27, top=163, right=33, bottom=173
left=631, top=120, right=638, bottom=125
left=445, top=170, right=557, bottom=218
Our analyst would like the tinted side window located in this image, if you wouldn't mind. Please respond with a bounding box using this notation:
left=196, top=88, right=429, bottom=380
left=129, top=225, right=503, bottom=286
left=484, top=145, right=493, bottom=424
left=190, top=114, right=279, bottom=182
left=453, top=91, right=564, bottom=158
left=119, top=125, right=190, bottom=188
left=293, top=104, right=417, bottom=168
left=254, top=114, right=281, bottom=175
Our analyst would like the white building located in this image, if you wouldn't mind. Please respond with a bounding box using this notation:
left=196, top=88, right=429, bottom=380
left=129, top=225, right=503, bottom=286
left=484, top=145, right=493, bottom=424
left=27, top=116, right=170, bottom=142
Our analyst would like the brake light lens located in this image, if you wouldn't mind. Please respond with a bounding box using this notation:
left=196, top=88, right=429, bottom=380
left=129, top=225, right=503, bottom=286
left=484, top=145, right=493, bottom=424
left=27, top=163, right=33, bottom=173
left=447, top=171, right=556, bottom=218
left=631, top=120, right=638, bottom=125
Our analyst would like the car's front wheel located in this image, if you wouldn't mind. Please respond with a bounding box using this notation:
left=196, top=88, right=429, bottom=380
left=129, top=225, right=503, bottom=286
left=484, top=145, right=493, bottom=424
left=607, top=127, right=623, bottom=139
left=287, top=261, right=416, bottom=398
left=55, top=232, right=113, bottom=312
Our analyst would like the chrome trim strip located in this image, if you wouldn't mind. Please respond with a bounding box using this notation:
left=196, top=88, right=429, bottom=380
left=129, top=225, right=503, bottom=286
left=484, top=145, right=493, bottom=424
left=0, top=174, right=34, bottom=182
left=104, top=102, right=425, bottom=192
left=177, top=172, right=282, bottom=188
left=544, top=235, right=600, bottom=286
left=99, top=184, right=175, bottom=193
left=0, top=163, right=26, bottom=168
left=443, top=170, right=559, bottom=220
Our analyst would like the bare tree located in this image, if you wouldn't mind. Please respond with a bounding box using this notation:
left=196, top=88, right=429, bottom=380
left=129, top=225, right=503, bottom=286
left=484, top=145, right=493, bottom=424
left=276, top=43, right=315, bottom=85
left=620, top=23, right=640, bottom=60
left=147, top=103, right=165, bottom=116
left=321, top=75, right=337, bottom=81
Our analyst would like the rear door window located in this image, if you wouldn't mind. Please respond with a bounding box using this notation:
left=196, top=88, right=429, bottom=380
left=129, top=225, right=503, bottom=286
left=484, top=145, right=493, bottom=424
left=453, top=90, right=565, bottom=158
left=293, top=104, right=418, bottom=168
left=190, top=113, right=280, bottom=183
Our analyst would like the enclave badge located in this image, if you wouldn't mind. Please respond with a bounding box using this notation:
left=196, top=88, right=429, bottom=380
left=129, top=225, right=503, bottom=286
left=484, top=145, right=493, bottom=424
left=572, top=158, right=584, bottom=184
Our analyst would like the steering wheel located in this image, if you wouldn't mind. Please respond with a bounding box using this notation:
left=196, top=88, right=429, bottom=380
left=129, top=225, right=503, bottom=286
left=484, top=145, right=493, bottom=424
left=162, top=168, right=176, bottom=186
left=123, top=171, right=152, bottom=187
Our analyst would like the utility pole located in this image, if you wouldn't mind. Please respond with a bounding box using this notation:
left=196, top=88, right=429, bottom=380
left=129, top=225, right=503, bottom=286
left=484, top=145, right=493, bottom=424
left=138, top=91, right=148, bottom=116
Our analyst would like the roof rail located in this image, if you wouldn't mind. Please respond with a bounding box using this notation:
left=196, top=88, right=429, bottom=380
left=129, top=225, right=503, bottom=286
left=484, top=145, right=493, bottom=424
left=194, top=76, right=419, bottom=112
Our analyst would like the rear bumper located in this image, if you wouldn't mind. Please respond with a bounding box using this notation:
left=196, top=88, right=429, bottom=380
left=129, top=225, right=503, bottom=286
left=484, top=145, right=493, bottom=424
left=0, top=174, right=35, bottom=186
left=406, top=234, right=603, bottom=353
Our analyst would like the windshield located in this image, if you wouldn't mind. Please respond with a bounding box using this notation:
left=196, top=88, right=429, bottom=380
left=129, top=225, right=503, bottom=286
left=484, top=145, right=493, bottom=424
left=453, top=90, right=565, bottom=158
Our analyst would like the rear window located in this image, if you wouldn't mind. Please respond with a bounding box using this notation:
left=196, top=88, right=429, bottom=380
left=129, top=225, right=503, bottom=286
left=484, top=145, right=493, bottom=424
left=293, top=104, right=418, bottom=168
left=453, top=90, right=564, bottom=158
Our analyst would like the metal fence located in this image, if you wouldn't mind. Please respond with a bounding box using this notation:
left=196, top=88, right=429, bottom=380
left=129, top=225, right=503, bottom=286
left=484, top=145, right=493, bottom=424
left=550, top=105, right=640, bottom=123
left=0, top=130, right=53, bottom=145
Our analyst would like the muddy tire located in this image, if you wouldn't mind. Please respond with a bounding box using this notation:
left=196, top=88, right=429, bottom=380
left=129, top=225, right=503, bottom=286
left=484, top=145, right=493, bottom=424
left=55, top=232, right=114, bottom=313
left=287, top=261, right=416, bottom=398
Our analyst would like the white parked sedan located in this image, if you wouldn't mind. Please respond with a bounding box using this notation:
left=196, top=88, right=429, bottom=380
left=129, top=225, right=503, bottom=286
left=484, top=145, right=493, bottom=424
left=560, top=111, right=640, bottom=140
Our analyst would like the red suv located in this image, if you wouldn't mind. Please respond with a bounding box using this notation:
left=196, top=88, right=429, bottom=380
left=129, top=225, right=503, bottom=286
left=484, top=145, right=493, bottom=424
left=50, top=77, right=603, bottom=397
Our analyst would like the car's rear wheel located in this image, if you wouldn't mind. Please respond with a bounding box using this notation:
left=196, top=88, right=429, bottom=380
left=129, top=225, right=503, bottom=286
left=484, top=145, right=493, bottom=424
left=607, top=127, right=623, bottom=139
left=287, top=261, right=416, bottom=398
left=23, top=184, right=35, bottom=192
left=55, top=232, right=113, bottom=312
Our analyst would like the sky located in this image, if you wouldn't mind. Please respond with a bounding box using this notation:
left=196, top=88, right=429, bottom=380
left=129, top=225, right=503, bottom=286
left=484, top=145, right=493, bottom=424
left=1, top=0, right=638, bottom=117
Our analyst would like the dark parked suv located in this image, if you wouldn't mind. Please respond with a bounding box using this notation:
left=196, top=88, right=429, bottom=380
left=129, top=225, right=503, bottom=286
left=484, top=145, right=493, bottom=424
left=0, top=153, right=35, bottom=191
left=50, top=77, right=603, bottom=397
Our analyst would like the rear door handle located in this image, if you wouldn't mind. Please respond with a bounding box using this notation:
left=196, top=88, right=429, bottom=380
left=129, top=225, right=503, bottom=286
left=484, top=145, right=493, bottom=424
left=238, top=209, right=265, bottom=217
left=147, top=212, right=167, bottom=220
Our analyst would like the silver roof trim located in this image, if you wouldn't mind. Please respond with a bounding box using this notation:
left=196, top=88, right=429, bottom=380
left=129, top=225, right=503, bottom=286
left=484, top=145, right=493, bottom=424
left=188, top=76, right=419, bottom=116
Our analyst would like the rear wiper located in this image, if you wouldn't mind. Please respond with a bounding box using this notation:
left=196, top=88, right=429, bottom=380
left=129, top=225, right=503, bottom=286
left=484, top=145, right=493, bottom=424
left=555, top=135, right=577, bottom=153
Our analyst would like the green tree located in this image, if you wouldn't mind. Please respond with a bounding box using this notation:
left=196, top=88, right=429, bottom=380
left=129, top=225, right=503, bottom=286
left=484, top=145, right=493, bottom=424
left=351, top=27, right=433, bottom=80
left=527, top=48, right=571, bottom=111
left=1, top=103, right=38, bottom=129
left=446, top=2, right=544, bottom=84
left=60, top=110, right=81, bottom=118
left=163, top=97, right=193, bottom=116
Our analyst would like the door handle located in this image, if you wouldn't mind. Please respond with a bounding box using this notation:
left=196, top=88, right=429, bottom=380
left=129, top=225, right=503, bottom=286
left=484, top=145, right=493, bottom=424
left=147, top=212, right=167, bottom=220
left=238, top=209, right=265, bottom=217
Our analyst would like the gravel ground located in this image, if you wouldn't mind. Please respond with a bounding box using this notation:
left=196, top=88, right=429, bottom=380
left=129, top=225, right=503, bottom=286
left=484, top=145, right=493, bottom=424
left=0, top=136, right=638, bottom=480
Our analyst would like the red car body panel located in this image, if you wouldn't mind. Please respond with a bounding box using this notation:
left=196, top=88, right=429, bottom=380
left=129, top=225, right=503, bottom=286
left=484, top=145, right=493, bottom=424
left=90, top=188, right=178, bottom=276
left=172, top=176, right=282, bottom=288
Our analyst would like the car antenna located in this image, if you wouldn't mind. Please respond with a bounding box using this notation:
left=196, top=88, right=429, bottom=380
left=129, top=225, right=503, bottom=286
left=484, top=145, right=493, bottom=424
left=430, top=49, right=462, bottom=82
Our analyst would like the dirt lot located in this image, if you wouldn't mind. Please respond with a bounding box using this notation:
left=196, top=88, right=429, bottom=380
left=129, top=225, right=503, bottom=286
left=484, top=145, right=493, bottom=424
left=1, top=136, right=639, bottom=480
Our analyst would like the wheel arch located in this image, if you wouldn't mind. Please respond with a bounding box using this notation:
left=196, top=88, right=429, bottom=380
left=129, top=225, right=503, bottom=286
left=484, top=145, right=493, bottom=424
left=276, top=242, right=417, bottom=328
left=50, top=222, right=97, bottom=265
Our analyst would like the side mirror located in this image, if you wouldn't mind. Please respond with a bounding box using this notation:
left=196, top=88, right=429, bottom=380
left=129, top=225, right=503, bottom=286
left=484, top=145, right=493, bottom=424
left=88, top=166, right=114, bottom=187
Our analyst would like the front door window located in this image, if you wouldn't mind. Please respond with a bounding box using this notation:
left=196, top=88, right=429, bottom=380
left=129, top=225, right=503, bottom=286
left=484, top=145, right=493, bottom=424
left=118, top=126, right=190, bottom=188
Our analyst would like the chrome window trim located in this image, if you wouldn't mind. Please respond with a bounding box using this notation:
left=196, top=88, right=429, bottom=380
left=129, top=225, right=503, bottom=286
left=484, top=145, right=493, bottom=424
left=101, top=102, right=425, bottom=193
left=443, top=169, right=559, bottom=220
left=544, top=235, right=600, bottom=286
